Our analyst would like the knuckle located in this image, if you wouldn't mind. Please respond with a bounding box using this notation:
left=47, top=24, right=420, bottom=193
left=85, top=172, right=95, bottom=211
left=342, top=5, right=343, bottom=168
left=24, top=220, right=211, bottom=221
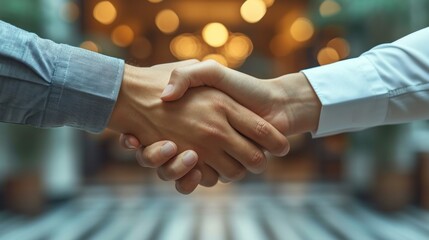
left=170, top=68, right=190, bottom=84
left=171, top=68, right=184, bottom=79
left=210, top=96, right=227, bottom=113
left=200, top=122, right=227, bottom=140
left=250, top=150, right=266, bottom=169
left=188, top=59, right=200, bottom=64
left=205, top=59, right=220, bottom=68
left=255, top=120, right=270, bottom=137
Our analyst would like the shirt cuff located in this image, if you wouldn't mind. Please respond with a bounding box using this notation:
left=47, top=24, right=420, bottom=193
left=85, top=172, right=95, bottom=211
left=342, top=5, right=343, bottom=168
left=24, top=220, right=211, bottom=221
left=301, top=57, right=389, bottom=137
left=43, top=45, right=124, bottom=133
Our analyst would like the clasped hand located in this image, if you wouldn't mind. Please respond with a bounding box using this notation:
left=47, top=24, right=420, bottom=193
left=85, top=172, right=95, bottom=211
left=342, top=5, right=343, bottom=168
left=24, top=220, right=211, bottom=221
left=110, top=60, right=321, bottom=194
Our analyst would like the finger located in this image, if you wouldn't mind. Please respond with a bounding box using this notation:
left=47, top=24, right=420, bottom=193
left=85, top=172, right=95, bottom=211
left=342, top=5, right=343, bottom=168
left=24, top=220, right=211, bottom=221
left=157, top=150, right=198, bottom=181
left=205, top=153, right=247, bottom=182
left=152, top=59, right=200, bottom=71
left=227, top=103, right=290, bottom=157
left=161, top=60, right=225, bottom=101
left=175, top=170, right=202, bottom=195
left=222, top=127, right=268, bottom=174
left=195, top=162, right=219, bottom=187
left=136, top=141, right=178, bottom=168
left=119, top=134, right=142, bottom=149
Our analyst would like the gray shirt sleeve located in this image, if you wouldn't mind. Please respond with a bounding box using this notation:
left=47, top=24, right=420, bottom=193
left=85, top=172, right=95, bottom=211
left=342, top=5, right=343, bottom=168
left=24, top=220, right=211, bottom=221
left=0, top=20, right=124, bottom=133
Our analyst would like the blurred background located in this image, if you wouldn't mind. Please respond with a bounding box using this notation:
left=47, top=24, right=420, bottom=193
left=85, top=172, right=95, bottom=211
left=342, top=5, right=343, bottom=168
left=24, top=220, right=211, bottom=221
left=1, top=0, right=429, bottom=239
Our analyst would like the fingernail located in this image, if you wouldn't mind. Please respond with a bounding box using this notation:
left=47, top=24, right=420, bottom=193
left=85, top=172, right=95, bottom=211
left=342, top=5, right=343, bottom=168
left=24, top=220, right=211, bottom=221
left=280, top=146, right=290, bottom=156
left=160, top=142, right=176, bottom=157
left=161, top=84, right=174, bottom=98
left=182, top=151, right=197, bottom=166
left=125, top=139, right=136, bottom=149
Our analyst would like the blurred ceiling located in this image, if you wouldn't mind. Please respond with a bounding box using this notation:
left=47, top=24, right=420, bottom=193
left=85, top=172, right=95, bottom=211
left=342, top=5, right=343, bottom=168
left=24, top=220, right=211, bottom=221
left=80, top=0, right=320, bottom=69
left=77, top=0, right=357, bottom=75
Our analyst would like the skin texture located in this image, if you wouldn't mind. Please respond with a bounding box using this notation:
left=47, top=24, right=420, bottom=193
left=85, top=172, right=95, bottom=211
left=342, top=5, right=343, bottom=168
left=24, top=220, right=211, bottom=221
left=121, top=60, right=322, bottom=194
left=109, top=61, right=289, bottom=192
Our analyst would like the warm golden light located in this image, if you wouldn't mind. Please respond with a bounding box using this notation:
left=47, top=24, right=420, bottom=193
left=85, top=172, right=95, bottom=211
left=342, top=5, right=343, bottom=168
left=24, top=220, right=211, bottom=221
left=111, top=25, right=135, bottom=47
left=202, top=22, right=229, bottom=48
left=263, top=0, right=275, bottom=7
left=290, top=17, right=314, bottom=42
left=203, top=54, right=228, bottom=67
left=148, top=0, right=163, bottom=3
left=131, top=37, right=152, bottom=59
left=80, top=41, right=99, bottom=52
left=225, top=34, right=253, bottom=60
left=319, top=0, right=341, bottom=17
left=170, top=34, right=202, bottom=60
left=327, top=37, right=350, bottom=59
left=155, top=9, right=180, bottom=34
left=240, top=0, right=267, bottom=23
left=93, top=1, right=117, bottom=25
left=317, top=47, right=340, bottom=65
left=269, top=33, right=295, bottom=57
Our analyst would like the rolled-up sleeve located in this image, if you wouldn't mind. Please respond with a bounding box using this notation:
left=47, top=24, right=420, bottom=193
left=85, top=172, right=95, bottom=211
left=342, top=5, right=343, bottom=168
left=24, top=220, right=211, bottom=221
left=0, top=20, right=124, bottom=133
left=302, top=27, right=429, bottom=137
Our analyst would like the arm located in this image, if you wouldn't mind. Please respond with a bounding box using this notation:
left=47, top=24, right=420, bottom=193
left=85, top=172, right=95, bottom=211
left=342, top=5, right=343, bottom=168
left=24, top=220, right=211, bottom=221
left=0, top=20, right=122, bottom=132
left=129, top=27, right=429, bottom=190
left=161, top=27, right=429, bottom=136
left=0, top=20, right=197, bottom=191
left=0, top=21, right=289, bottom=192
left=160, top=60, right=321, bottom=136
left=303, top=27, right=429, bottom=136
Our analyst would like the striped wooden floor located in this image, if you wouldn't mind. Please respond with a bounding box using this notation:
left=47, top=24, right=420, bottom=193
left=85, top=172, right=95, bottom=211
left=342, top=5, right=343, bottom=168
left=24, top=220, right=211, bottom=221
left=1, top=184, right=428, bottom=240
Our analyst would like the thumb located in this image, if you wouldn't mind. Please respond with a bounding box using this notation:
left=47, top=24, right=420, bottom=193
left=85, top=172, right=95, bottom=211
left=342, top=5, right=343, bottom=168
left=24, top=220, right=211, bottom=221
left=160, top=60, right=225, bottom=101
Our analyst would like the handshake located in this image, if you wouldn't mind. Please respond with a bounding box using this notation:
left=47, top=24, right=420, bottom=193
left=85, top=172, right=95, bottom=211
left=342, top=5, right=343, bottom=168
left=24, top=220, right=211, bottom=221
left=108, top=60, right=321, bottom=194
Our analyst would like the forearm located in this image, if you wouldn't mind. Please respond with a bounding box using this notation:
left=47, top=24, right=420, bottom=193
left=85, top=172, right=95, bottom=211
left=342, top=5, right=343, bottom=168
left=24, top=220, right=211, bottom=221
left=0, top=20, right=124, bottom=132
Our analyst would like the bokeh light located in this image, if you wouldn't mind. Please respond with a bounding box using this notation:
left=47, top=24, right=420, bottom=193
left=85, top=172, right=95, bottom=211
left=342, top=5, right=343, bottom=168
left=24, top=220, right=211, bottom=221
left=240, top=0, right=267, bottom=23
left=203, top=54, right=228, bottom=66
left=319, top=0, right=341, bottom=17
left=170, top=34, right=202, bottom=60
left=263, top=0, right=275, bottom=8
left=111, top=25, right=135, bottom=47
left=202, top=22, right=229, bottom=48
left=290, top=17, right=314, bottom=42
left=155, top=9, right=180, bottom=34
left=224, top=34, right=253, bottom=60
left=93, top=1, right=117, bottom=25
left=317, top=47, right=340, bottom=65
left=327, top=37, right=350, bottom=59
left=147, top=0, right=163, bottom=3
left=80, top=41, right=99, bottom=52
left=131, top=37, right=152, bottom=59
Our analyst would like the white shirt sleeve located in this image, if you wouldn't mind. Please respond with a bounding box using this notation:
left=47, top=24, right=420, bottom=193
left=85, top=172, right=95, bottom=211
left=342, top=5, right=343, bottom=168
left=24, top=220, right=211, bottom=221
left=301, top=27, right=429, bottom=137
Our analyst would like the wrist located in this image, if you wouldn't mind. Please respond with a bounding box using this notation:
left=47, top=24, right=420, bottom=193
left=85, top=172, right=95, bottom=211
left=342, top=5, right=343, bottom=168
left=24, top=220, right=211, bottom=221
left=273, top=72, right=321, bottom=135
left=108, top=64, right=161, bottom=134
